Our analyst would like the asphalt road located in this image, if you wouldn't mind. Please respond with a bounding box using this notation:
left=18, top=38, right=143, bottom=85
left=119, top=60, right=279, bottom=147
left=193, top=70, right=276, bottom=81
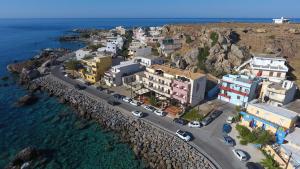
left=51, top=66, right=247, bottom=169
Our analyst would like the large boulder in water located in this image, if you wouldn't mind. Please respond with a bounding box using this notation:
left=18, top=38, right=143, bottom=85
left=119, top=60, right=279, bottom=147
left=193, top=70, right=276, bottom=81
left=16, top=94, right=38, bottom=107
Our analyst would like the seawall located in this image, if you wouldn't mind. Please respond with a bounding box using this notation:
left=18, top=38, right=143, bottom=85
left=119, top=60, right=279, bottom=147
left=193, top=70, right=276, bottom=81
left=31, top=75, right=217, bottom=169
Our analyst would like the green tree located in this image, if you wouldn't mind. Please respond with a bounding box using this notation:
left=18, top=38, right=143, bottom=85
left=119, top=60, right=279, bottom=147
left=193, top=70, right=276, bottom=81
left=210, top=32, right=219, bottom=46
left=260, top=152, right=282, bottom=169
left=185, top=35, right=193, bottom=44
left=197, top=46, right=210, bottom=71
left=149, top=96, right=158, bottom=106
left=65, top=60, right=81, bottom=76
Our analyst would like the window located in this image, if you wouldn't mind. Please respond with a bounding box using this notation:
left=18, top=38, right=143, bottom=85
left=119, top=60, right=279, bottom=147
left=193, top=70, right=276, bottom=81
left=269, top=71, right=274, bottom=77
left=237, top=96, right=240, bottom=100
left=277, top=72, right=281, bottom=77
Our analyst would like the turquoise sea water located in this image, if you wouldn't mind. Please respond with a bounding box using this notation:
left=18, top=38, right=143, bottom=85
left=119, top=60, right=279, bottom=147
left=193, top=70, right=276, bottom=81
left=1, top=18, right=300, bottom=168
left=0, top=77, right=145, bottom=169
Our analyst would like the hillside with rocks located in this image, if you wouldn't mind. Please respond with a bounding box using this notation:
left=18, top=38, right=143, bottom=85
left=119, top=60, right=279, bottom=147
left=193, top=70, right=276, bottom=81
left=163, top=23, right=300, bottom=85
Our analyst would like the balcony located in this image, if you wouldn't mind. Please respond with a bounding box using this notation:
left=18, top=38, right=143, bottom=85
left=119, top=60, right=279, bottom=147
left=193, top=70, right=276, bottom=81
left=144, top=85, right=171, bottom=97
left=220, top=85, right=249, bottom=96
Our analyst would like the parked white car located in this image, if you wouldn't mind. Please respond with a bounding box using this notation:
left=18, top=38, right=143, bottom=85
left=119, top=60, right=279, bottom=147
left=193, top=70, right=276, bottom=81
left=227, top=116, right=234, bottom=124
left=176, top=130, right=191, bottom=142
left=130, top=100, right=141, bottom=107
left=153, top=110, right=166, bottom=117
left=232, top=149, right=247, bottom=161
left=131, top=111, right=144, bottom=118
left=122, top=97, right=132, bottom=103
left=188, top=121, right=202, bottom=128
left=142, top=105, right=156, bottom=112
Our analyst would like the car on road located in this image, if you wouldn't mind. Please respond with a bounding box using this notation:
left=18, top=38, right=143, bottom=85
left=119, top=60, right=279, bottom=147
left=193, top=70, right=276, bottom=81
left=131, top=111, right=144, bottom=118
left=130, top=100, right=141, bottom=107
left=176, top=130, right=191, bottom=142
left=188, top=121, right=202, bottom=128
left=232, top=149, right=247, bottom=161
left=74, top=84, right=86, bottom=90
left=222, top=123, right=232, bottom=134
left=96, top=86, right=105, bottom=91
left=210, top=110, right=223, bottom=119
left=227, top=116, right=234, bottom=124
left=84, top=81, right=92, bottom=86
left=246, top=162, right=261, bottom=169
left=223, top=136, right=235, bottom=146
left=173, top=118, right=188, bottom=125
left=142, top=105, right=156, bottom=112
left=112, top=93, right=123, bottom=100
left=201, top=116, right=213, bottom=126
left=153, top=109, right=166, bottom=117
left=107, top=99, right=120, bottom=106
left=122, top=97, right=132, bottom=103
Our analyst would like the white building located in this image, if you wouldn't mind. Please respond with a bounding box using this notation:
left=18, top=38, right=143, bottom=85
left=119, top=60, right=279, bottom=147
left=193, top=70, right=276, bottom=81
left=128, top=46, right=152, bottom=58
left=133, top=55, right=164, bottom=67
left=97, top=42, right=117, bottom=54
left=273, top=17, right=290, bottom=24
left=115, top=26, right=126, bottom=35
left=149, top=27, right=162, bottom=37
left=260, top=79, right=297, bottom=107
left=106, top=35, right=124, bottom=49
left=104, top=61, right=144, bottom=86
left=75, top=48, right=92, bottom=60
left=237, top=54, right=289, bottom=81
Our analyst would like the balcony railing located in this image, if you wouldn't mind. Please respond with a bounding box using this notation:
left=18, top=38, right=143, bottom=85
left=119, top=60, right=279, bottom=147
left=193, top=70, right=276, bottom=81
left=220, top=86, right=249, bottom=96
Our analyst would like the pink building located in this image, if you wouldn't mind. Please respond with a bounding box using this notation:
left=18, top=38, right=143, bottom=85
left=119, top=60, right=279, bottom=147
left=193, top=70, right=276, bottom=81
left=141, top=64, right=206, bottom=106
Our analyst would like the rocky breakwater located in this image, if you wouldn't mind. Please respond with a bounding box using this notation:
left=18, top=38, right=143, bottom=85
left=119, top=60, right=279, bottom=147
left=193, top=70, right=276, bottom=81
left=31, top=75, right=217, bottom=169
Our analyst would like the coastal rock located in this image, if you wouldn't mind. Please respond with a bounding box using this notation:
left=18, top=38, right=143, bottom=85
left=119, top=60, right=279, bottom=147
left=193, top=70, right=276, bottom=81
left=16, top=94, right=38, bottom=107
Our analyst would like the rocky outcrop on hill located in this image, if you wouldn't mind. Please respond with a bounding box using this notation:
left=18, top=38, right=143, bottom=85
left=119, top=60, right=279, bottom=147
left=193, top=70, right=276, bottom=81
left=30, top=75, right=217, bottom=169
left=166, top=23, right=300, bottom=82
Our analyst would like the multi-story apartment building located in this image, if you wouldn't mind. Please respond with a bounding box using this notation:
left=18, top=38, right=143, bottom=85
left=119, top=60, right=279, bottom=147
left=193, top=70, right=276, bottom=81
left=141, top=64, right=206, bottom=106
left=250, top=55, right=288, bottom=80
left=104, top=61, right=144, bottom=86
left=240, top=100, right=298, bottom=144
left=218, top=74, right=261, bottom=107
left=79, top=55, right=112, bottom=83
left=259, top=79, right=297, bottom=107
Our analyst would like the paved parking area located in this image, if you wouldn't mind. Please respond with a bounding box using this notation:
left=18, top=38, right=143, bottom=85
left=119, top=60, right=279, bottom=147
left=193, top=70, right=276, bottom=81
left=229, top=123, right=265, bottom=163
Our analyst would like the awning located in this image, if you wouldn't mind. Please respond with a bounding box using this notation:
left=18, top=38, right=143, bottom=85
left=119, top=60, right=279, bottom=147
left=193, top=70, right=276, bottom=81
left=135, top=88, right=150, bottom=95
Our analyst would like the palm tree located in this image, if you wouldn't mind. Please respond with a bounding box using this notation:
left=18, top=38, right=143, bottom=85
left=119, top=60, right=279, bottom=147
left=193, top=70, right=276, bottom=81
left=260, top=154, right=281, bottom=169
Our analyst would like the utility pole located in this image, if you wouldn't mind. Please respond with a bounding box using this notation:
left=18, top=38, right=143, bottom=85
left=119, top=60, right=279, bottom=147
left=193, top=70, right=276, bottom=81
left=285, top=152, right=292, bottom=169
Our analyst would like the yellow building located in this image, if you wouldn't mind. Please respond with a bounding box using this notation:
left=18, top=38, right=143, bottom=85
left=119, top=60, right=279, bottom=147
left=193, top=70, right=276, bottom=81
left=240, top=100, right=298, bottom=144
left=79, top=55, right=112, bottom=83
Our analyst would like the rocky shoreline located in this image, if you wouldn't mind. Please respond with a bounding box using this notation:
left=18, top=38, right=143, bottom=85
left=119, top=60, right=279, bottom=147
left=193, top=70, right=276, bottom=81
left=26, top=75, right=217, bottom=169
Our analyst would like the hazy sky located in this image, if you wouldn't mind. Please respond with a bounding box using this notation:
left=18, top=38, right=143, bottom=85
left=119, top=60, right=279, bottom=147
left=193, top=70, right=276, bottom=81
left=0, top=0, right=299, bottom=18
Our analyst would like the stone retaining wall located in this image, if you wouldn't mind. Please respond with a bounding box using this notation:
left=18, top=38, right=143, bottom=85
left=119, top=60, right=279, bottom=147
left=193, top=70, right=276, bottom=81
left=31, top=75, right=217, bottom=169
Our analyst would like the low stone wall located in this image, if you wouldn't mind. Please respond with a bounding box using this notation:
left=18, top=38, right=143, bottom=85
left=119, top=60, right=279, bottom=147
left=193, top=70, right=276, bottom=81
left=31, top=75, right=217, bottom=169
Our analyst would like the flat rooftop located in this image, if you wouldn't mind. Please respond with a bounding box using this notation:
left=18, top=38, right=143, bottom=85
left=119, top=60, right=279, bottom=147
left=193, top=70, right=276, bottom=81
left=284, top=99, right=300, bottom=115
left=149, top=64, right=205, bottom=80
left=249, top=102, right=299, bottom=120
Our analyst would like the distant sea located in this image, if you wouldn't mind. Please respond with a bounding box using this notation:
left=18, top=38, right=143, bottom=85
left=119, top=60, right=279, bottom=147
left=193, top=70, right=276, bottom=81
left=0, top=18, right=299, bottom=168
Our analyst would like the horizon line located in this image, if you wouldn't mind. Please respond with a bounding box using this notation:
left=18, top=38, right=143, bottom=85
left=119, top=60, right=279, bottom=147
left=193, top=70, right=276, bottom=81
left=0, top=17, right=299, bottom=19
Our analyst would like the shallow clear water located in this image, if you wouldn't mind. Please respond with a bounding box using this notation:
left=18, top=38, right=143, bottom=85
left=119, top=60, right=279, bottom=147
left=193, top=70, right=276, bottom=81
left=0, top=77, right=145, bottom=169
